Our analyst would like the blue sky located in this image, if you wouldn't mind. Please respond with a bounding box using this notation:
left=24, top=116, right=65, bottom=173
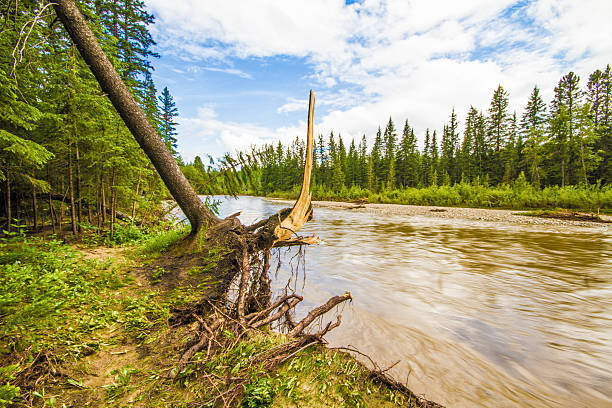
left=145, top=0, right=612, bottom=162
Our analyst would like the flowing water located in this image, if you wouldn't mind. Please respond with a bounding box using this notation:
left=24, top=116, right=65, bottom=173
left=211, top=196, right=612, bottom=407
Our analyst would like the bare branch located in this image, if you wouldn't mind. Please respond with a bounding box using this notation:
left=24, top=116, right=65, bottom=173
left=289, top=292, right=352, bottom=337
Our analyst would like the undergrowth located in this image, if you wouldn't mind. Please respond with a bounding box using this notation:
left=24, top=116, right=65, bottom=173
left=0, top=227, right=421, bottom=408
left=262, top=176, right=612, bottom=212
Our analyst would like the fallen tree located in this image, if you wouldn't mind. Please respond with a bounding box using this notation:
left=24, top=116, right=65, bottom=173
left=51, top=1, right=441, bottom=406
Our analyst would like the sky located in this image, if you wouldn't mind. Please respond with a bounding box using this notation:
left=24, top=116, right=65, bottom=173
left=144, top=0, right=612, bottom=162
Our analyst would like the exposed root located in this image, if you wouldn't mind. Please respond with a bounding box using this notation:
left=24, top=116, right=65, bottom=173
left=331, top=346, right=445, bottom=408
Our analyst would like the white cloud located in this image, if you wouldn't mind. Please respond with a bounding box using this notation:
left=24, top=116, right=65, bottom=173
left=202, top=66, right=252, bottom=79
left=177, top=106, right=305, bottom=162
left=148, top=0, right=612, bottom=156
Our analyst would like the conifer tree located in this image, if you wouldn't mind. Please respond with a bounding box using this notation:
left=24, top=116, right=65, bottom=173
left=487, top=85, right=511, bottom=182
left=422, top=129, right=431, bottom=186
left=382, top=117, right=397, bottom=187
left=549, top=72, right=582, bottom=186
left=158, top=86, right=179, bottom=157
left=371, top=127, right=383, bottom=189
left=520, top=86, right=547, bottom=186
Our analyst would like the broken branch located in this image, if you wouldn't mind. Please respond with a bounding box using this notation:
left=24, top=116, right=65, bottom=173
left=288, top=292, right=352, bottom=337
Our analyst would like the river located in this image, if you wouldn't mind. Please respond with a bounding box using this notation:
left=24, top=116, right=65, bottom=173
left=211, top=196, right=612, bottom=407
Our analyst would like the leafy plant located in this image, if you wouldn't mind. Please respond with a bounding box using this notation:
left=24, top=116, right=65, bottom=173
left=242, top=376, right=276, bottom=408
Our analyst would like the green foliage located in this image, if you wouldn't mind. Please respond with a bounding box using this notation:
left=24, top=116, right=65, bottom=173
left=242, top=377, right=276, bottom=407
left=0, top=239, right=123, bottom=351
left=137, top=225, right=190, bottom=257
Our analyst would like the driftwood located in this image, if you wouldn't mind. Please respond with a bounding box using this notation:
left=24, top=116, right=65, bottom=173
left=273, top=91, right=315, bottom=243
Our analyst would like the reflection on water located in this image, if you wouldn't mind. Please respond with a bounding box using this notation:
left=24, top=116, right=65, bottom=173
left=214, top=196, right=612, bottom=407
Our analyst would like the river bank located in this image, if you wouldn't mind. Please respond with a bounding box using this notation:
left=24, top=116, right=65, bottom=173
left=0, top=228, right=438, bottom=407
left=248, top=195, right=611, bottom=407
left=268, top=197, right=612, bottom=229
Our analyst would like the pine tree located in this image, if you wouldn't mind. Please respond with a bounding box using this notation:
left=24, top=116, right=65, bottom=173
left=358, top=135, right=368, bottom=187
left=430, top=130, right=439, bottom=186
left=461, top=107, right=478, bottom=182
left=520, top=86, right=547, bottom=186
left=487, top=85, right=511, bottom=183
left=158, top=87, right=179, bottom=157
left=371, top=127, right=383, bottom=190
left=501, top=112, right=519, bottom=183
left=588, top=65, right=612, bottom=183
left=397, top=119, right=419, bottom=187
left=422, top=129, right=431, bottom=186
left=549, top=72, right=582, bottom=186
left=382, top=117, right=397, bottom=186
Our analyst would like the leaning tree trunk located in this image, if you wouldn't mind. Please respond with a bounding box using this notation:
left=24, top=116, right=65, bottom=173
left=53, top=0, right=218, bottom=235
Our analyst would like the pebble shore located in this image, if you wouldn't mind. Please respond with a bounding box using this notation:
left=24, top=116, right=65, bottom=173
left=306, top=200, right=612, bottom=230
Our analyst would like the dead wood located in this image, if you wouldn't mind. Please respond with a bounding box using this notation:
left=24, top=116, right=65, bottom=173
left=174, top=318, right=224, bottom=378
left=272, top=91, right=315, bottom=243
left=250, top=297, right=302, bottom=329
left=42, top=193, right=140, bottom=224
left=236, top=246, right=250, bottom=325
left=245, top=294, right=303, bottom=324
left=288, top=292, right=352, bottom=337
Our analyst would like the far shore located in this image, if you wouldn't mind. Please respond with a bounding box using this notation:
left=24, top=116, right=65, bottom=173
left=265, top=197, right=612, bottom=229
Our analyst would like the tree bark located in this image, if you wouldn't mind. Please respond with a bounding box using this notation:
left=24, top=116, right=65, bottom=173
left=47, top=165, right=56, bottom=234
left=110, top=166, right=116, bottom=236
left=75, top=138, right=83, bottom=230
left=5, top=172, right=11, bottom=233
left=31, top=183, right=38, bottom=230
left=53, top=0, right=218, bottom=234
left=68, top=133, right=78, bottom=236
left=132, top=172, right=141, bottom=219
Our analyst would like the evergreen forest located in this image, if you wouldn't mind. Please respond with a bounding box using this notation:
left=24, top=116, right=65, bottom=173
left=0, top=0, right=202, bottom=235
left=212, top=70, right=612, bottom=210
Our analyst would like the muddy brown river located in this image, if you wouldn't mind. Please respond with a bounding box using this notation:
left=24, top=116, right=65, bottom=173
left=212, top=196, right=612, bottom=407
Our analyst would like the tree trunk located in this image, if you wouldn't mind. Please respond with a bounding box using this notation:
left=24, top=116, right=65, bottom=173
left=54, top=0, right=218, bottom=235
left=68, top=134, right=78, bottom=236
left=47, top=166, right=56, bottom=234
left=132, top=172, right=141, bottom=219
left=561, top=158, right=566, bottom=187
left=110, top=166, right=116, bottom=236
left=75, top=138, right=83, bottom=230
left=5, top=172, right=11, bottom=233
left=32, top=183, right=38, bottom=231
left=87, top=189, right=93, bottom=225
left=101, top=174, right=106, bottom=226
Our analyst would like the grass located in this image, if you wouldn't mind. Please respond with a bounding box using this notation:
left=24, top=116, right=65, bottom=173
left=0, top=229, right=419, bottom=407
left=260, top=178, right=612, bottom=213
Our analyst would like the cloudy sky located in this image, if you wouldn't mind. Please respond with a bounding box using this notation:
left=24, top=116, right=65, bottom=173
left=145, top=0, right=612, bottom=162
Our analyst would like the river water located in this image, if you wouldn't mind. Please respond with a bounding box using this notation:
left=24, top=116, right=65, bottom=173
left=212, top=196, right=612, bottom=407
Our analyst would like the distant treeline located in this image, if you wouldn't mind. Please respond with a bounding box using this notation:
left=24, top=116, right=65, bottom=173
left=203, top=66, right=611, bottom=210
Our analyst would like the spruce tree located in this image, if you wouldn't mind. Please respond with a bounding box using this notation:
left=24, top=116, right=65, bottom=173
left=158, top=86, right=179, bottom=157
left=371, top=127, right=383, bottom=190
left=487, top=85, right=511, bottom=183
left=521, top=86, right=547, bottom=186
left=550, top=72, right=582, bottom=186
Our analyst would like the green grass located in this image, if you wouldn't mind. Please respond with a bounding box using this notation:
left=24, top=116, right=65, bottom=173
left=0, top=234, right=173, bottom=407
left=263, top=179, right=612, bottom=212
left=137, top=225, right=190, bottom=258
left=0, top=230, right=422, bottom=408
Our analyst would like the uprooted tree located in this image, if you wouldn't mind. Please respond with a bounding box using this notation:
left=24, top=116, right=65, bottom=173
left=50, top=2, right=444, bottom=407
left=53, top=0, right=350, bottom=377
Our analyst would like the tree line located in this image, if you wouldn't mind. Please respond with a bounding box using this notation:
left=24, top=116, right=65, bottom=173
left=242, top=68, right=611, bottom=198
left=0, top=0, right=181, bottom=234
